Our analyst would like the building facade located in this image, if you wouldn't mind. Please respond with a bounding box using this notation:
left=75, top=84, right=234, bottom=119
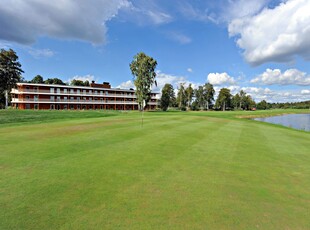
left=11, top=82, right=158, bottom=110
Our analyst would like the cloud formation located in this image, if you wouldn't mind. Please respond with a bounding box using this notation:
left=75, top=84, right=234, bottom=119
left=28, top=48, right=55, bottom=59
left=228, top=0, right=310, bottom=65
left=251, top=68, right=310, bottom=86
left=0, top=0, right=129, bottom=45
left=207, top=72, right=236, bottom=85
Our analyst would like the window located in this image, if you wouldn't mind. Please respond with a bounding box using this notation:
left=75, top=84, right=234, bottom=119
left=77, top=97, right=80, bottom=102
left=77, top=105, right=80, bottom=110
left=70, top=105, right=74, bottom=110
left=25, top=104, right=30, bottom=109
left=89, top=97, right=92, bottom=101
left=100, top=91, right=103, bottom=95
left=50, top=105, right=55, bottom=110
left=63, top=88, right=67, bottom=93
left=25, top=95, right=30, bottom=100
left=77, top=89, right=80, bottom=94
left=64, top=97, right=68, bottom=102
left=95, top=90, right=98, bottom=95
left=34, top=104, right=38, bottom=110
left=70, top=89, right=74, bottom=94
left=63, top=105, right=67, bottom=110
left=57, top=96, right=60, bottom=102
left=89, top=90, right=92, bottom=95
left=50, top=88, right=54, bottom=93
left=34, top=87, right=38, bottom=92
left=70, top=97, right=74, bottom=101
left=34, top=95, right=38, bottom=101
left=83, top=90, right=86, bottom=94
left=83, top=97, right=86, bottom=101
left=50, top=96, right=55, bottom=101
left=57, top=88, right=60, bottom=94
left=26, top=86, right=30, bottom=92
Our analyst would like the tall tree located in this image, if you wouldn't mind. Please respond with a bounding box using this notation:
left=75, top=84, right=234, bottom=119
left=176, top=83, right=186, bottom=110
left=185, top=83, right=194, bottom=110
left=256, top=100, right=268, bottom=110
left=160, top=83, right=175, bottom=111
left=0, top=49, right=24, bottom=108
left=71, top=79, right=89, bottom=86
left=44, top=78, right=66, bottom=85
left=239, top=90, right=247, bottom=110
left=215, top=88, right=232, bottom=111
left=232, top=93, right=241, bottom=110
left=194, top=86, right=204, bottom=110
left=204, top=83, right=215, bottom=110
left=130, top=52, right=157, bottom=110
left=31, top=75, right=44, bottom=84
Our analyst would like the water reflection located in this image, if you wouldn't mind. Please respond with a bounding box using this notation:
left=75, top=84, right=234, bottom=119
left=253, top=113, right=310, bottom=131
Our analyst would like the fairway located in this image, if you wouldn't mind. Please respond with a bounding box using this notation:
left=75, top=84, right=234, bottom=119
left=1, top=110, right=310, bottom=229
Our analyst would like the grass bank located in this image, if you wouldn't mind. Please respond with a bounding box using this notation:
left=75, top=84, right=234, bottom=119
left=0, top=109, right=309, bottom=229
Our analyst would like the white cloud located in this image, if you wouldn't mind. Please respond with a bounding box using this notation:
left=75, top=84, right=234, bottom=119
left=67, top=74, right=95, bottom=83
left=117, top=80, right=135, bottom=89
left=0, top=0, right=129, bottom=45
left=301, top=89, right=310, bottom=95
left=28, top=48, right=55, bottom=58
left=228, top=0, right=310, bottom=65
left=119, top=1, right=172, bottom=26
left=187, top=68, right=193, bottom=73
left=251, top=68, right=310, bottom=86
left=167, top=31, right=192, bottom=44
left=207, top=72, right=236, bottom=85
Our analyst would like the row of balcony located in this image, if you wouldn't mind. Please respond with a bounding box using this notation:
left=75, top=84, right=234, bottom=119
left=11, top=89, right=158, bottom=99
left=11, top=98, right=158, bottom=105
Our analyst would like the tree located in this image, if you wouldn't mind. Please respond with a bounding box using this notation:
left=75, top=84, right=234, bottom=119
left=232, top=93, right=241, bottom=110
left=130, top=52, right=157, bottom=110
left=256, top=100, right=268, bottom=110
left=31, top=75, right=44, bottom=84
left=0, top=49, right=24, bottom=108
left=44, top=78, right=66, bottom=85
left=176, top=83, right=186, bottom=110
left=70, top=79, right=89, bottom=86
left=204, top=83, right=215, bottom=110
left=239, top=90, right=247, bottom=110
left=160, top=83, right=175, bottom=111
left=215, top=88, right=232, bottom=111
left=194, top=86, right=204, bottom=110
left=185, top=83, right=194, bottom=110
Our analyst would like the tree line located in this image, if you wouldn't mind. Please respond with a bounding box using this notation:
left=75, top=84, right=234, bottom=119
left=160, top=83, right=258, bottom=111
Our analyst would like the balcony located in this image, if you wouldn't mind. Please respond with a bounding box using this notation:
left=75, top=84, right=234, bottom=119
left=11, top=98, right=158, bottom=105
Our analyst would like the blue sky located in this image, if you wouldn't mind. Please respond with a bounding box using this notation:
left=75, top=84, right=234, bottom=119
left=1, top=0, right=310, bottom=102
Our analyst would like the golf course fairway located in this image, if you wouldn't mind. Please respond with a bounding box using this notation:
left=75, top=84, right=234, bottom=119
left=1, top=110, right=309, bottom=229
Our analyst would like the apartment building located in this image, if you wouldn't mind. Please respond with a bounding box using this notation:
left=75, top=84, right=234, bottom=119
left=11, top=81, right=158, bottom=110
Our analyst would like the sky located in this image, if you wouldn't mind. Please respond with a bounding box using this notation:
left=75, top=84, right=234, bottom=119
left=1, top=0, right=310, bottom=103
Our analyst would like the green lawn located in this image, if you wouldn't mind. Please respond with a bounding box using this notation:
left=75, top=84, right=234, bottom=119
left=1, top=109, right=309, bottom=229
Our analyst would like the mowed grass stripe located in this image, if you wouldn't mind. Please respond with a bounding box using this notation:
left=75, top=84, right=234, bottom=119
left=0, top=111, right=309, bottom=229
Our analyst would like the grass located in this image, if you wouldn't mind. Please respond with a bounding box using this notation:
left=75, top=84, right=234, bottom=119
left=0, top=109, right=309, bottom=229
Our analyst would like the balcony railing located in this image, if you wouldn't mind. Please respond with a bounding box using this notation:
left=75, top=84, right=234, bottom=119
left=11, top=88, right=158, bottom=99
left=11, top=98, right=158, bottom=105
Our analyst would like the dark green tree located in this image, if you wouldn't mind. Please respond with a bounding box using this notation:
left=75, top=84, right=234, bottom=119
left=160, top=83, right=175, bottom=111
left=31, top=75, right=44, bottom=83
left=185, top=83, right=194, bottom=110
left=44, top=78, right=66, bottom=85
left=176, top=83, right=186, bottom=111
left=70, top=79, right=90, bottom=86
left=256, top=100, right=268, bottom=110
left=204, top=83, right=215, bottom=110
left=194, top=86, right=205, bottom=110
left=215, top=88, right=232, bottom=111
left=130, top=52, right=157, bottom=110
left=0, top=49, right=24, bottom=108
left=232, top=93, right=241, bottom=110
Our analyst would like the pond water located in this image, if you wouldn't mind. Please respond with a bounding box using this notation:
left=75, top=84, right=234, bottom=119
left=253, top=113, right=310, bottom=131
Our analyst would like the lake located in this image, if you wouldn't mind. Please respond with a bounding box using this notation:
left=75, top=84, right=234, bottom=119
left=253, top=113, right=310, bottom=131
